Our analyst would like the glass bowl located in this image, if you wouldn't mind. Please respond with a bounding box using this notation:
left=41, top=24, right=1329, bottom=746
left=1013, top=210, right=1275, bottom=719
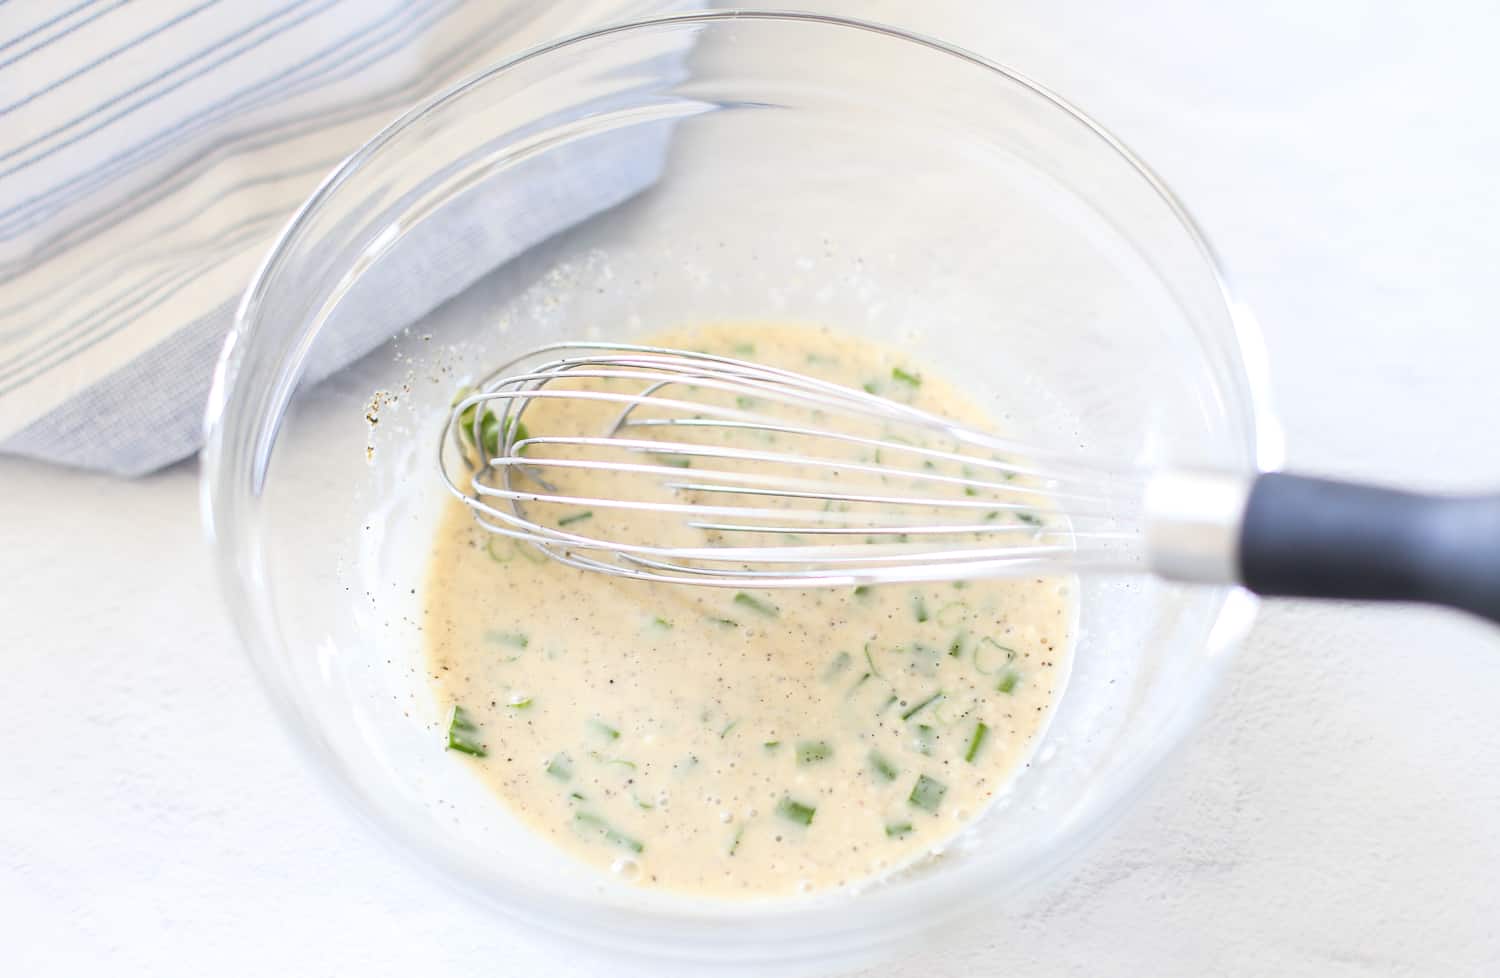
left=201, top=11, right=1281, bottom=976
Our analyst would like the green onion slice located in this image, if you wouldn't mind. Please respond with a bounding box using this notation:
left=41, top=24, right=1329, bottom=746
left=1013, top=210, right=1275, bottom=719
left=869, top=751, right=899, bottom=782
left=776, top=797, right=816, bottom=826
left=974, top=637, right=1017, bottom=674
left=901, top=690, right=944, bottom=721
left=796, top=740, right=833, bottom=765
left=965, top=722, right=990, bottom=763
left=733, top=592, right=778, bottom=616
left=574, top=812, right=643, bottom=853
left=445, top=705, right=486, bottom=757
left=909, top=774, right=947, bottom=813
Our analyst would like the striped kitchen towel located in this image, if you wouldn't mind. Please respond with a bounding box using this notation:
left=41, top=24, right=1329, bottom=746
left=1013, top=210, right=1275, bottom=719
left=0, top=0, right=680, bottom=476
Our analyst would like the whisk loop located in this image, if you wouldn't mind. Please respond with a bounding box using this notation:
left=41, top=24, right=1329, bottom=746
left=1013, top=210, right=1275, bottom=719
left=438, top=343, right=1145, bottom=587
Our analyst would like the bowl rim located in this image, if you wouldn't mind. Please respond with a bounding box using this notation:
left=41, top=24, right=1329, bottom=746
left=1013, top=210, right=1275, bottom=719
left=201, top=7, right=1284, bottom=955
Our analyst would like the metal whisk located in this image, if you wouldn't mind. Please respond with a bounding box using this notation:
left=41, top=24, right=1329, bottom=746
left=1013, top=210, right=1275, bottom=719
left=439, top=343, right=1500, bottom=624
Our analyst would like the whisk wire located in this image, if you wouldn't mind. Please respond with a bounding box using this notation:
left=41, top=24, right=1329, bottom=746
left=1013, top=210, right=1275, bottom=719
left=438, top=343, right=1146, bottom=587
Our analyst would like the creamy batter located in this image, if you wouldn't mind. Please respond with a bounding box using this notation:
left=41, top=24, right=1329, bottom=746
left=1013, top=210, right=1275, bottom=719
left=423, top=323, right=1074, bottom=896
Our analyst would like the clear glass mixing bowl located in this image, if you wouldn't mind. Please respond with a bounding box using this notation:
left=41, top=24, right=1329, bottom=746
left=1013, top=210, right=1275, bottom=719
left=201, top=12, right=1281, bottom=976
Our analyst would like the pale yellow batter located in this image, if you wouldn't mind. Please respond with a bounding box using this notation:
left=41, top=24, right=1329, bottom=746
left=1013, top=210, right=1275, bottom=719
left=424, top=323, right=1074, bottom=896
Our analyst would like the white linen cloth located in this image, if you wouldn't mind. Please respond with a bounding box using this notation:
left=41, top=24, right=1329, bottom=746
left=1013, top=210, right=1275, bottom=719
left=0, top=0, right=676, bottom=475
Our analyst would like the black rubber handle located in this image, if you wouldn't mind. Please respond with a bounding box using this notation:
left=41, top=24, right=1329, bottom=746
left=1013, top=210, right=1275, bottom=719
left=1239, top=473, right=1500, bottom=624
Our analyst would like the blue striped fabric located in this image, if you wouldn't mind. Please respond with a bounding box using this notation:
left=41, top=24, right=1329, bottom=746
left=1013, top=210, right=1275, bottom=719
left=0, top=0, right=678, bottom=475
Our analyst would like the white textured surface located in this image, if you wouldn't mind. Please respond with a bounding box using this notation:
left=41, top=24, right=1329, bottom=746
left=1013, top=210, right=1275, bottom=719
left=4, top=2, right=1500, bottom=974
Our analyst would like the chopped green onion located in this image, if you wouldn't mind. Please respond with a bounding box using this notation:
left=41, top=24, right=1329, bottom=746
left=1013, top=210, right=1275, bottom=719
left=574, top=812, right=644, bottom=853
left=869, top=750, right=899, bottom=782
left=478, top=411, right=499, bottom=457
left=484, top=416, right=529, bottom=457
left=708, top=617, right=739, bottom=628
left=823, top=651, right=852, bottom=681
left=570, top=791, right=586, bottom=801
left=996, top=670, right=1020, bottom=695
left=454, top=396, right=529, bottom=458
left=965, top=722, right=990, bottom=763
left=763, top=740, right=782, bottom=752
left=853, top=585, right=872, bottom=598
left=909, top=774, right=947, bottom=813
left=912, top=592, right=929, bottom=623
left=659, top=455, right=693, bottom=468
left=862, top=381, right=880, bottom=394
left=863, top=642, right=882, bottom=678
left=720, top=720, right=739, bottom=739
left=729, top=824, right=746, bottom=855
left=651, top=616, right=673, bottom=630
left=589, top=751, right=637, bottom=770
left=731, top=342, right=756, bottom=355
left=880, top=693, right=899, bottom=713
left=891, top=366, right=922, bottom=387
left=514, top=541, right=548, bottom=564
left=984, top=511, right=1000, bottom=522
left=485, top=538, right=514, bottom=563
left=885, top=821, right=914, bottom=838
left=952, top=580, right=968, bottom=590
left=506, top=696, right=533, bottom=710
left=974, top=637, right=1017, bottom=674
left=546, top=753, right=573, bottom=780
left=932, top=693, right=970, bottom=727
left=633, top=793, right=655, bottom=810
left=1016, top=511, right=1042, bottom=526
left=455, top=405, right=479, bottom=444
left=901, top=690, right=944, bottom=721
left=445, top=705, right=486, bottom=757
left=589, top=719, right=621, bottom=740
left=948, top=633, right=966, bottom=658
left=558, top=511, right=593, bottom=527
left=776, top=797, right=817, bottom=826
left=488, top=630, right=529, bottom=649
left=733, top=592, right=777, bottom=617
left=464, top=409, right=528, bottom=459
left=735, top=396, right=758, bottom=409
left=507, top=418, right=530, bottom=451
left=456, top=409, right=528, bottom=456
left=914, top=724, right=937, bottom=756
left=796, top=740, right=834, bottom=765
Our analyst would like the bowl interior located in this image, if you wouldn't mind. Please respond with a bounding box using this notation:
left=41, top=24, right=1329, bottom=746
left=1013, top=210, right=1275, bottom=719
left=206, top=12, right=1269, bottom=969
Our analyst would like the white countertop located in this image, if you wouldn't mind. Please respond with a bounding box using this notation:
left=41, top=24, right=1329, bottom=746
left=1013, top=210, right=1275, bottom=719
left=5, top=2, right=1499, bottom=974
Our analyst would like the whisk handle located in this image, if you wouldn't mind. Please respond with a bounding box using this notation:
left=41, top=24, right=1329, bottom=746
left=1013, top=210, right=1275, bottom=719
left=1239, top=473, right=1500, bottom=624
